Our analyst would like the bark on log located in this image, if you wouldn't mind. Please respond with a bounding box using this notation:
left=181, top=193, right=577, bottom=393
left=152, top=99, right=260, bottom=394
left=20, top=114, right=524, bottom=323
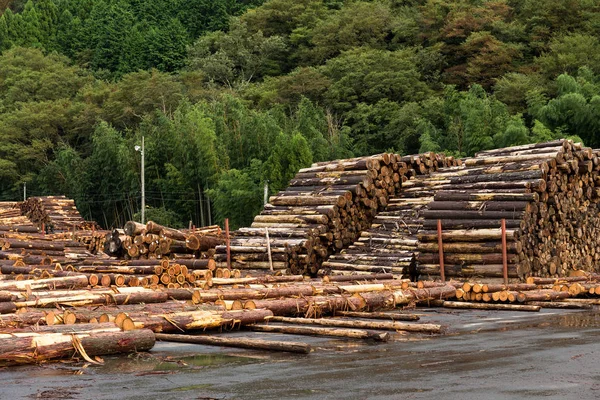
left=248, top=324, right=390, bottom=342
left=154, top=333, right=311, bottom=354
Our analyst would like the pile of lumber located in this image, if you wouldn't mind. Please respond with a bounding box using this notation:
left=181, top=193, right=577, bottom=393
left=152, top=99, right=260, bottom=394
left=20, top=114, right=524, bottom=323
left=216, top=153, right=457, bottom=276
left=19, top=196, right=94, bottom=232
left=104, top=221, right=223, bottom=261
left=322, top=153, right=459, bottom=277
left=416, top=140, right=600, bottom=280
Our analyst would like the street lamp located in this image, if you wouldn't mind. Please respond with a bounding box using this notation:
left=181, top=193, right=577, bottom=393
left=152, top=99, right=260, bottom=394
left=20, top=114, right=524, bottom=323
left=135, top=136, right=145, bottom=224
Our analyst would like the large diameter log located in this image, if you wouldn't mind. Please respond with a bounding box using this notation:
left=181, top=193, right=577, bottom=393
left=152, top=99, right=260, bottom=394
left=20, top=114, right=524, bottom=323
left=269, top=316, right=442, bottom=334
left=0, top=329, right=155, bottom=366
left=248, top=324, right=390, bottom=342
left=123, top=309, right=274, bottom=333
left=0, top=275, right=89, bottom=291
left=186, top=234, right=224, bottom=251
left=154, top=333, right=311, bottom=354
left=124, top=221, right=146, bottom=236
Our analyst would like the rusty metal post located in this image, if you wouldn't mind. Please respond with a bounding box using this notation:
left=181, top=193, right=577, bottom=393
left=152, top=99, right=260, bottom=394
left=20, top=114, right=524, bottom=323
left=501, top=218, right=508, bottom=285
left=437, top=219, right=445, bottom=282
left=225, top=218, right=231, bottom=270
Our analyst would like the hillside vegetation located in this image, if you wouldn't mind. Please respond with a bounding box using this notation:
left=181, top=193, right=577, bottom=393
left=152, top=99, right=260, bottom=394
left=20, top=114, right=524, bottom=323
left=1, top=0, right=599, bottom=228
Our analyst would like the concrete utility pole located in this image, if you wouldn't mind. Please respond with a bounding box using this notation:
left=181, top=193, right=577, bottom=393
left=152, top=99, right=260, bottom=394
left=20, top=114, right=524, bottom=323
left=135, top=136, right=145, bottom=224
left=264, top=180, right=269, bottom=205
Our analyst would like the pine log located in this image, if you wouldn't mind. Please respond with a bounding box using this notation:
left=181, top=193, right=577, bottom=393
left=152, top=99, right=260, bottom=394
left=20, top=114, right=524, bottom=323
left=269, top=316, right=441, bottom=333
left=0, top=329, right=155, bottom=366
left=248, top=324, right=390, bottom=342
left=154, top=333, right=311, bottom=354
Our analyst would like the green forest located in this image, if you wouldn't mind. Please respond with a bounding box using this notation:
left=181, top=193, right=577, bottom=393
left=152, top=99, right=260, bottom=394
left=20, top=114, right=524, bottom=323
left=1, top=0, right=599, bottom=229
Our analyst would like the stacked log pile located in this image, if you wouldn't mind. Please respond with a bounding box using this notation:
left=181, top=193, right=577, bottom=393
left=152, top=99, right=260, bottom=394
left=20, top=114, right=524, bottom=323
left=0, top=231, right=94, bottom=264
left=322, top=153, right=459, bottom=277
left=104, top=221, right=224, bottom=261
left=0, top=202, right=38, bottom=232
left=416, top=140, right=600, bottom=280
left=217, top=153, right=458, bottom=277
left=20, top=196, right=95, bottom=232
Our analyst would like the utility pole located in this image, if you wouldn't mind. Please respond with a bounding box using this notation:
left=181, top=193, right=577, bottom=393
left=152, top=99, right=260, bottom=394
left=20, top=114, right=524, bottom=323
left=23, top=182, right=26, bottom=201
left=264, top=180, right=269, bottom=205
left=135, top=136, right=145, bottom=224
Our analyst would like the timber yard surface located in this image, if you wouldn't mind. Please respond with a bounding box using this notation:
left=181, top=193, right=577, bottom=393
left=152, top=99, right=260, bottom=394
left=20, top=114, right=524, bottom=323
left=1, top=140, right=600, bottom=399
left=2, top=307, right=599, bottom=400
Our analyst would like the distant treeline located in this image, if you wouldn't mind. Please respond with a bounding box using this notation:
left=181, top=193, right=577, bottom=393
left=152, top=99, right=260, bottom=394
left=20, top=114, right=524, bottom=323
left=0, top=0, right=598, bottom=228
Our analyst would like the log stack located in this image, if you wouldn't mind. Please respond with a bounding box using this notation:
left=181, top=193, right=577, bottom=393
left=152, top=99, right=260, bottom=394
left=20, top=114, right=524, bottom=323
left=321, top=153, right=459, bottom=277
left=417, top=139, right=600, bottom=280
left=111, top=221, right=224, bottom=261
left=216, top=153, right=457, bottom=276
left=0, top=202, right=38, bottom=232
left=19, top=196, right=94, bottom=232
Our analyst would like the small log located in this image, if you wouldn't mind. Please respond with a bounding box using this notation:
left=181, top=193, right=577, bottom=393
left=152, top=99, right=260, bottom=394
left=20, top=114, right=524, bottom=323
left=269, top=316, right=441, bottom=333
left=334, top=311, right=419, bottom=321
left=434, top=301, right=540, bottom=312
left=248, top=324, right=390, bottom=342
left=154, top=333, right=311, bottom=354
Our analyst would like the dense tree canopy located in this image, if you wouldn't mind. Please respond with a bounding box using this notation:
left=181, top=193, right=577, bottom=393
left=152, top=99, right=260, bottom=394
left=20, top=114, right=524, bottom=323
left=1, top=0, right=600, bottom=228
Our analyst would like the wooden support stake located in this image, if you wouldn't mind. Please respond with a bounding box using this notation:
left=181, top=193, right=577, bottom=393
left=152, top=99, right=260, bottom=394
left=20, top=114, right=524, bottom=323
left=437, top=219, right=445, bottom=282
left=501, top=218, right=508, bottom=285
left=225, top=218, right=231, bottom=270
left=265, top=227, right=273, bottom=272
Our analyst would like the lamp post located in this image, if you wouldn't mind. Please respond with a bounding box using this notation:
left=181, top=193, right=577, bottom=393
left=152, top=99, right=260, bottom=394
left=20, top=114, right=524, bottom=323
left=135, top=136, right=145, bottom=224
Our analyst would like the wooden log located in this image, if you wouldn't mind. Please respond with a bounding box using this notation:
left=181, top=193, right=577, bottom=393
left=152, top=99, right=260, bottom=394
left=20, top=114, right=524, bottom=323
left=154, top=333, right=311, bottom=354
left=269, top=195, right=346, bottom=207
left=0, top=275, right=89, bottom=291
left=417, top=229, right=517, bottom=242
left=269, top=316, right=441, bottom=333
left=123, top=221, right=146, bottom=236
left=433, top=301, right=540, bottom=312
left=186, top=234, right=224, bottom=251
left=525, top=301, right=592, bottom=309
left=0, top=328, right=155, bottom=366
left=248, top=324, right=390, bottom=342
left=516, top=290, right=571, bottom=302
left=121, top=309, right=274, bottom=333
left=334, top=310, right=419, bottom=321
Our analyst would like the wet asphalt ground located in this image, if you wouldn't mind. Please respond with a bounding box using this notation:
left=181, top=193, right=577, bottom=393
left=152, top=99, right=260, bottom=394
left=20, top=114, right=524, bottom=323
left=1, top=307, right=599, bottom=400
